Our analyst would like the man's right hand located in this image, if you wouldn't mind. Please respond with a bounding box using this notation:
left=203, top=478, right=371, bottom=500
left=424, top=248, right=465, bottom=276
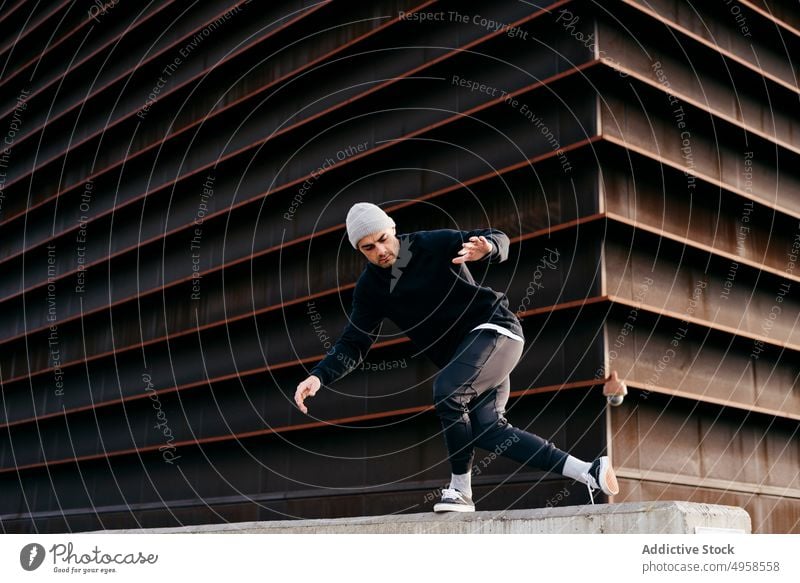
left=294, top=375, right=321, bottom=414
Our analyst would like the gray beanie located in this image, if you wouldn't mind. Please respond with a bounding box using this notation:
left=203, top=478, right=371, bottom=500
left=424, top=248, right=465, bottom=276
left=346, top=202, right=395, bottom=248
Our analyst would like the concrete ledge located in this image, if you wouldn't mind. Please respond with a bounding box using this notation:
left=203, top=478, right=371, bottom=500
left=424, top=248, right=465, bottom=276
left=92, top=501, right=751, bottom=534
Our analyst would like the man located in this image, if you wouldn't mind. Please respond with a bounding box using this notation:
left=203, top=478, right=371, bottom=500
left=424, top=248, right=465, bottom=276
left=294, top=202, right=619, bottom=512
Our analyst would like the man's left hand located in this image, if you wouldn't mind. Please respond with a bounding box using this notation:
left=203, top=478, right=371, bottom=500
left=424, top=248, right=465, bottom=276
left=452, top=236, right=493, bottom=264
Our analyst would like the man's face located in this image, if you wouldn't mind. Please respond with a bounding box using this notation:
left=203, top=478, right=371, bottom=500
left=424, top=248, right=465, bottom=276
left=357, top=226, right=400, bottom=268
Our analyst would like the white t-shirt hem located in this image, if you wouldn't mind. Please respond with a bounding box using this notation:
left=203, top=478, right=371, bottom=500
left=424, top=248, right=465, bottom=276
left=469, top=323, right=524, bottom=343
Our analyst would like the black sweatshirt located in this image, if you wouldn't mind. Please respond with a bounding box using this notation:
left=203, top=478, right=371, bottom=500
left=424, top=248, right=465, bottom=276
left=309, top=228, right=524, bottom=386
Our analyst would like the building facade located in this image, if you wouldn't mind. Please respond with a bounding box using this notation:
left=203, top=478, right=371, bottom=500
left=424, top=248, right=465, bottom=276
left=0, top=0, right=797, bottom=533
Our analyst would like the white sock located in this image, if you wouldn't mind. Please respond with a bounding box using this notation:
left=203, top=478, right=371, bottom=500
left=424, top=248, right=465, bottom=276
left=449, top=472, right=472, bottom=498
left=561, top=455, right=592, bottom=482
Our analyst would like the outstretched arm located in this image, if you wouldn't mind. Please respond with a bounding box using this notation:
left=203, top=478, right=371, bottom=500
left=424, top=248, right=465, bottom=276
left=295, top=285, right=383, bottom=413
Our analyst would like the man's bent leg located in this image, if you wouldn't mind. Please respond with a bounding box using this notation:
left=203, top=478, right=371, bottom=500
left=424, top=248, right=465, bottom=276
left=433, top=330, right=501, bottom=475
left=465, top=335, right=569, bottom=473
left=470, top=379, right=619, bottom=501
left=469, top=380, right=568, bottom=474
left=454, top=333, right=618, bottom=501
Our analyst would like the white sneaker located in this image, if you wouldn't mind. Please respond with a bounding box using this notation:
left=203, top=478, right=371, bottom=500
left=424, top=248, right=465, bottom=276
left=580, top=456, right=619, bottom=504
left=433, top=488, right=475, bottom=512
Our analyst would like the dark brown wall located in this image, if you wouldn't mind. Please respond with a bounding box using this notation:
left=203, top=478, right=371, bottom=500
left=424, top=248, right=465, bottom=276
left=1, top=0, right=797, bottom=533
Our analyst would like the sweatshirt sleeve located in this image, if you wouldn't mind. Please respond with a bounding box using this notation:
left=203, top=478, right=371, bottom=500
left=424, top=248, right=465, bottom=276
left=447, top=228, right=510, bottom=264
left=309, top=282, right=384, bottom=386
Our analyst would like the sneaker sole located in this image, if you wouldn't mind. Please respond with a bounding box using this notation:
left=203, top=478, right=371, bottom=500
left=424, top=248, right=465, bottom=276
left=433, top=503, right=475, bottom=513
left=600, top=457, right=620, bottom=496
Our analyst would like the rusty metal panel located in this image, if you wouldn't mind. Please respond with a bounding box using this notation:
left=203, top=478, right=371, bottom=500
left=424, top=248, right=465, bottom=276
left=599, top=87, right=800, bottom=214
left=623, top=0, right=798, bottom=88
left=594, top=19, right=799, bottom=151
left=604, top=228, right=800, bottom=347
left=619, top=480, right=800, bottom=534
left=603, top=304, right=800, bottom=418
left=609, top=384, right=799, bottom=535
left=744, top=1, right=800, bottom=31
left=602, top=149, right=799, bottom=275
left=611, top=392, right=799, bottom=489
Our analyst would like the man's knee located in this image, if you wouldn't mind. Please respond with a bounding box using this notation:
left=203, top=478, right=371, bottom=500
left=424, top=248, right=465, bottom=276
left=433, top=386, right=472, bottom=422
left=433, top=391, right=463, bottom=418
left=472, top=415, right=511, bottom=445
